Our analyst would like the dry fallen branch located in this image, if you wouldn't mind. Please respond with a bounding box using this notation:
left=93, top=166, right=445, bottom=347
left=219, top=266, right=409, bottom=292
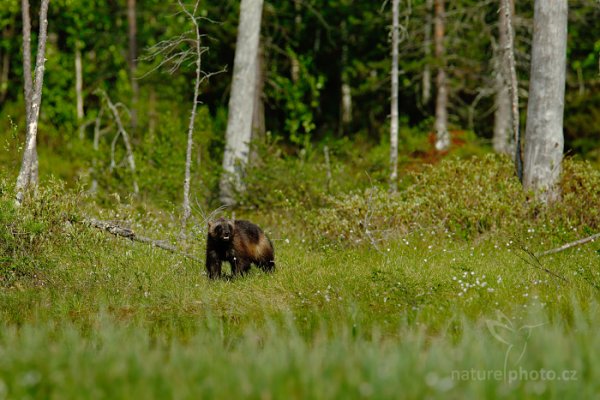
left=84, top=218, right=201, bottom=263
left=535, top=233, right=600, bottom=258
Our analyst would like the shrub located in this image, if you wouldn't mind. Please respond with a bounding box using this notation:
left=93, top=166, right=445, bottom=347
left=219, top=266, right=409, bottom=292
left=0, top=181, right=84, bottom=286
left=312, top=155, right=600, bottom=244
left=554, top=159, right=600, bottom=234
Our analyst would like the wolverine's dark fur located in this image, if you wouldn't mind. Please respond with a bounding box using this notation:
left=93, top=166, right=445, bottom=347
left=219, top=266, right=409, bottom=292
left=205, top=218, right=275, bottom=279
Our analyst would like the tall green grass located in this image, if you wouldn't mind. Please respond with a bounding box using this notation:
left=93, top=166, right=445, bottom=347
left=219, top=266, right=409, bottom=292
left=0, top=303, right=597, bottom=399
left=0, top=156, right=599, bottom=398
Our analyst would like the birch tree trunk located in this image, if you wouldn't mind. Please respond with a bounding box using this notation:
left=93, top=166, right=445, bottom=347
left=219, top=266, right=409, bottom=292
left=21, top=0, right=32, bottom=121
left=422, top=0, right=433, bottom=105
left=219, top=0, right=264, bottom=206
left=434, top=0, right=449, bottom=152
left=15, top=0, right=50, bottom=205
left=492, top=0, right=513, bottom=155
left=389, top=0, right=399, bottom=192
left=127, top=0, right=139, bottom=131
left=523, top=0, right=567, bottom=203
left=290, top=0, right=301, bottom=83
left=339, top=21, right=352, bottom=135
left=502, top=0, right=522, bottom=180
left=75, top=44, right=84, bottom=128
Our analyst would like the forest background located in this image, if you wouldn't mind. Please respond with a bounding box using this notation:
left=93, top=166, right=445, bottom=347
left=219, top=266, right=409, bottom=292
left=0, top=1, right=599, bottom=398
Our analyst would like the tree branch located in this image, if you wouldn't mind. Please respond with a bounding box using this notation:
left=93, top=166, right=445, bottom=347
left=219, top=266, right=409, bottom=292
left=96, top=89, right=139, bottom=195
left=84, top=218, right=201, bottom=263
left=535, top=233, right=600, bottom=258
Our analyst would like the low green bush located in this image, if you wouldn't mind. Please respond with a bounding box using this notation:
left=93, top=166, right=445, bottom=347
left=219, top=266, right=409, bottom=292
left=311, top=155, right=600, bottom=244
left=0, top=181, right=84, bottom=286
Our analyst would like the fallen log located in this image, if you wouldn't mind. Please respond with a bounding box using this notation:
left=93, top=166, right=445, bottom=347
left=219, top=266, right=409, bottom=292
left=84, top=218, right=202, bottom=263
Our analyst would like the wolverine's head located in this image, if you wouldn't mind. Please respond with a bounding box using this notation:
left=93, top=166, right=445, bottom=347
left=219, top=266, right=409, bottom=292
left=208, top=218, right=235, bottom=242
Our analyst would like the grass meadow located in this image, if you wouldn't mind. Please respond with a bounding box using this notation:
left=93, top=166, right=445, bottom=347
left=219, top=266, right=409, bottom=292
left=0, top=155, right=599, bottom=399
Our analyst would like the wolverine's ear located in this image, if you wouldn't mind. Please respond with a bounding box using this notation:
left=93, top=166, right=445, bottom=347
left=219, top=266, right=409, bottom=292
left=208, top=221, right=214, bottom=231
left=228, top=220, right=234, bottom=230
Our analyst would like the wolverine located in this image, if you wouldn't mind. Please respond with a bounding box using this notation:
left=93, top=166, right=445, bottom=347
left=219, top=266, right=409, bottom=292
left=205, top=217, right=275, bottom=279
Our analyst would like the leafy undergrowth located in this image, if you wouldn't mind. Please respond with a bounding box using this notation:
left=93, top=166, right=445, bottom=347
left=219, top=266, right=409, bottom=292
left=312, top=155, right=600, bottom=244
left=0, top=157, right=599, bottom=398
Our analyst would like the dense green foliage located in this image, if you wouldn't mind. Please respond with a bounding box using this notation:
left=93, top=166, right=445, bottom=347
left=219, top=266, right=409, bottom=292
left=0, top=1, right=599, bottom=398
left=1, top=1, right=599, bottom=204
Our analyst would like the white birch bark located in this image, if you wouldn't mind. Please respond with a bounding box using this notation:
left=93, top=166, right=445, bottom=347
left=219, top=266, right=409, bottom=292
left=493, top=67, right=512, bottom=154
left=434, top=0, right=449, bottom=151
left=15, top=0, right=50, bottom=205
left=492, top=0, right=513, bottom=155
left=21, top=0, right=32, bottom=121
left=389, top=0, right=399, bottom=192
left=75, top=44, right=84, bottom=128
left=502, top=0, right=522, bottom=179
left=339, top=21, right=352, bottom=133
left=422, top=0, right=433, bottom=105
left=219, top=0, right=264, bottom=206
left=523, top=0, right=567, bottom=202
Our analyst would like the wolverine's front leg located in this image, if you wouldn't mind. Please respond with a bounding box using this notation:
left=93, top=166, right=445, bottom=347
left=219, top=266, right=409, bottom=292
left=206, top=250, right=222, bottom=279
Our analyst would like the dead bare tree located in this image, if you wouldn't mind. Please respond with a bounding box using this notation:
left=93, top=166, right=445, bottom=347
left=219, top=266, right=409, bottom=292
left=141, top=0, right=223, bottom=236
left=89, top=107, right=113, bottom=194
left=422, top=0, right=433, bottom=105
left=433, top=0, right=449, bottom=151
left=501, top=0, right=522, bottom=181
left=492, top=0, right=513, bottom=155
left=97, top=90, right=139, bottom=196
left=339, top=21, right=352, bottom=135
left=389, top=0, right=400, bottom=192
left=323, top=145, right=332, bottom=192
left=15, top=0, right=50, bottom=205
left=178, top=0, right=203, bottom=234
left=75, top=42, right=84, bottom=127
